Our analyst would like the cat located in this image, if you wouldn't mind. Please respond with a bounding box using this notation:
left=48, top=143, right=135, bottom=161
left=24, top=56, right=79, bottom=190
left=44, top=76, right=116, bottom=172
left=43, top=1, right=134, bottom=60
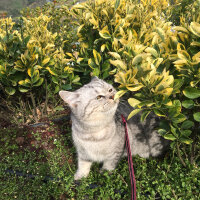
left=59, top=77, right=169, bottom=180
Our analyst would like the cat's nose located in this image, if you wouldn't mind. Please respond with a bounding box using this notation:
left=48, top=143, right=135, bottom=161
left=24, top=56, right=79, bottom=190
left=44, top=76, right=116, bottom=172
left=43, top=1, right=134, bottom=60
left=109, top=95, right=114, bottom=100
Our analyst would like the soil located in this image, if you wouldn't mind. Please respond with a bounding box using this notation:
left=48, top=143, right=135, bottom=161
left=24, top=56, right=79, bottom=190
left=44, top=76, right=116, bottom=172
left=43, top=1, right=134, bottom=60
left=0, top=107, right=72, bottom=158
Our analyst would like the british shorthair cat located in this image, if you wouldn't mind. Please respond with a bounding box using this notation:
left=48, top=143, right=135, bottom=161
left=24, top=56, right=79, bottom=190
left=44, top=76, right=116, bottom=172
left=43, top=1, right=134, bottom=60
left=59, top=77, right=168, bottom=180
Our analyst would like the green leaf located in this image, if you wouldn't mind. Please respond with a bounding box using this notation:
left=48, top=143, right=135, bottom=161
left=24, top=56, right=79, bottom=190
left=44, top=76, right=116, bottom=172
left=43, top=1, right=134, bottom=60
left=180, top=130, right=192, bottom=137
left=132, top=54, right=143, bottom=65
left=114, top=0, right=120, bottom=11
left=182, top=100, right=194, bottom=109
left=18, top=80, right=30, bottom=87
left=183, top=87, right=200, bottom=99
left=173, top=100, right=181, bottom=109
left=179, top=136, right=193, bottom=144
left=62, top=84, right=72, bottom=90
left=138, top=100, right=155, bottom=108
left=93, top=49, right=101, bottom=65
left=168, top=107, right=180, bottom=118
left=128, top=109, right=142, bottom=120
left=92, top=68, right=100, bottom=76
left=32, top=74, right=40, bottom=84
left=72, top=76, right=80, bottom=83
left=126, top=85, right=143, bottom=92
left=153, top=109, right=165, bottom=117
left=172, top=114, right=186, bottom=124
left=181, top=120, right=194, bottom=129
left=193, top=112, right=200, bottom=122
left=173, top=79, right=184, bottom=92
left=114, top=90, right=127, bottom=100
left=110, top=59, right=126, bottom=70
left=156, top=27, right=165, bottom=41
left=19, top=87, right=29, bottom=93
left=103, top=70, right=109, bottom=79
left=170, top=124, right=177, bottom=135
left=33, top=78, right=44, bottom=87
left=54, top=85, right=60, bottom=94
left=88, top=58, right=96, bottom=69
left=159, top=120, right=170, bottom=132
left=108, top=52, right=121, bottom=60
left=190, top=22, right=200, bottom=37
left=141, top=111, right=151, bottom=122
left=42, top=57, right=50, bottom=66
left=158, top=129, right=168, bottom=136
left=52, top=76, right=59, bottom=84
left=5, top=87, right=16, bottom=95
left=54, top=106, right=64, bottom=111
left=99, top=29, right=111, bottom=39
left=145, top=47, right=158, bottom=57
left=128, top=98, right=141, bottom=108
left=164, top=134, right=176, bottom=141
left=102, top=61, right=110, bottom=72
left=46, top=67, right=58, bottom=76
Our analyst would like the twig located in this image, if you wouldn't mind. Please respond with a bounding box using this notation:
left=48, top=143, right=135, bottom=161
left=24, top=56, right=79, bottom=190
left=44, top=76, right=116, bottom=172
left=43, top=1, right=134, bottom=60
left=171, top=189, right=178, bottom=200
left=41, top=79, right=48, bottom=116
left=118, top=173, right=128, bottom=187
left=30, top=91, right=38, bottom=123
left=176, top=142, right=186, bottom=167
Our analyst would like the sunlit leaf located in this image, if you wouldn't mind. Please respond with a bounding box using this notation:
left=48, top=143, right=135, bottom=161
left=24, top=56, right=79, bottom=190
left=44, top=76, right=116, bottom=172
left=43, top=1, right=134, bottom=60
left=183, top=87, right=200, bottom=99
left=93, top=49, right=101, bottom=65
left=114, top=90, right=127, bottom=100
left=128, top=109, right=142, bottom=120
left=182, top=100, right=194, bottom=109
left=164, top=134, right=176, bottom=141
left=128, top=98, right=141, bottom=108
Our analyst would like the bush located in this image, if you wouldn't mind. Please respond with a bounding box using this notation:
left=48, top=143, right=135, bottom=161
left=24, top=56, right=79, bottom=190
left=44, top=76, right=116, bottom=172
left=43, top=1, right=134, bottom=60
left=0, top=0, right=199, bottom=165
left=68, top=0, right=200, bottom=165
left=0, top=13, right=80, bottom=123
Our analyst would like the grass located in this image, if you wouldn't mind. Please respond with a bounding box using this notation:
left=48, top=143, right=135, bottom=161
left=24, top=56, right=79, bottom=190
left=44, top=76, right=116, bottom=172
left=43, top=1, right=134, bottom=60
left=0, top=111, right=200, bottom=200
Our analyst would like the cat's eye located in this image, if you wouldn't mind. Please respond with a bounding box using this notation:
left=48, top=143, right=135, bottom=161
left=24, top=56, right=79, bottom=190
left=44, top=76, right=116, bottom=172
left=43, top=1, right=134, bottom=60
left=108, top=88, right=113, bottom=92
left=96, top=95, right=104, bottom=100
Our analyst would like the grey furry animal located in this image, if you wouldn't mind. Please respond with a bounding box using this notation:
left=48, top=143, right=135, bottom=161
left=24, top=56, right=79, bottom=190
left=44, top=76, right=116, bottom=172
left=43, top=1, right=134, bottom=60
left=59, top=77, right=168, bottom=180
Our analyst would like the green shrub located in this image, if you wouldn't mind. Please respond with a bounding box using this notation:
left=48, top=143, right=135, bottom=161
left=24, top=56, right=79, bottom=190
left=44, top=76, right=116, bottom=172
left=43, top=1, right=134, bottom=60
left=69, top=0, right=200, bottom=165
left=0, top=15, right=79, bottom=123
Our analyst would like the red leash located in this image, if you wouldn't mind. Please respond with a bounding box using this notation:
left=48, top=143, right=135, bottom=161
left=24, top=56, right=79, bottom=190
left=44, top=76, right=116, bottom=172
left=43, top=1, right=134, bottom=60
left=121, top=114, right=137, bottom=200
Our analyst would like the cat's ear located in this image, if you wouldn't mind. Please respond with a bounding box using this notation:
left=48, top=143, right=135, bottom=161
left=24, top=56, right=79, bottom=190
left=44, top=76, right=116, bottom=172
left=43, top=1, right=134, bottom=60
left=59, top=90, right=79, bottom=108
left=91, top=76, right=100, bottom=82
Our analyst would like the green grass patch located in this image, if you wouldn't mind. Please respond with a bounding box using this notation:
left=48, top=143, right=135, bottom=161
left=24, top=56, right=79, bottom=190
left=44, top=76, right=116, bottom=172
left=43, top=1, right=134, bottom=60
left=0, top=115, right=199, bottom=199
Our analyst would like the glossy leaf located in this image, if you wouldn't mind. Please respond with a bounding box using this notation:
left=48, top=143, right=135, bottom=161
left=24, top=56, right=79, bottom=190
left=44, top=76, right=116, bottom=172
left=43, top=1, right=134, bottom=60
left=182, top=100, right=194, bottom=109
left=93, top=49, right=101, bottom=66
left=5, top=87, right=16, bottom=95
left=141, top=110, right=151, bottom=122
left=114, top=90, right=127, bottom=100
left=128, top=98, right=141, bottom=108
left=128, top=109, right=142, bottom=120
left=181, top=120, right=194, bottom=130
left=183, top=87, right=200, bottom=99
left=193, top=112, right=200, bottom=122
left=164, top=134, right=176, bottom=141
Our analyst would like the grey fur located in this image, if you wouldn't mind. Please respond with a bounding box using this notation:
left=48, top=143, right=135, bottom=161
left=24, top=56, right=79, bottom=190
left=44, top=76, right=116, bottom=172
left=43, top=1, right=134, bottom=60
left=59, top=77, right=169, bottom=180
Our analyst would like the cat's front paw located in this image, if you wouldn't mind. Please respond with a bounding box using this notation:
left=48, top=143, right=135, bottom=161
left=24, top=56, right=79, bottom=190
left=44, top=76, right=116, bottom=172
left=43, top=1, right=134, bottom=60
left=74, top=171, right=89, bottom=180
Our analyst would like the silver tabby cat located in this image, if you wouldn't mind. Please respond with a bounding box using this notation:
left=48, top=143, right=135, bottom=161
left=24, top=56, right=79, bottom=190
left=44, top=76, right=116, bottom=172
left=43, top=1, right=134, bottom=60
left=59, top=77, right=168, bottom=180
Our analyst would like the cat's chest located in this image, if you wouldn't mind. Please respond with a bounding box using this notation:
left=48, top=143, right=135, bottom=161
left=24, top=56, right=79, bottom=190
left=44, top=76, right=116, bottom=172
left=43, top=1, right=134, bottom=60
left=73, top=131, right=117, bottom=162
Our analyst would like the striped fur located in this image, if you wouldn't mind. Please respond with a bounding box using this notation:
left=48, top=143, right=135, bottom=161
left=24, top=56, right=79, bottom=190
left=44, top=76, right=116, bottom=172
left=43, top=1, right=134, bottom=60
left=59, top=77, right=169, bottom=180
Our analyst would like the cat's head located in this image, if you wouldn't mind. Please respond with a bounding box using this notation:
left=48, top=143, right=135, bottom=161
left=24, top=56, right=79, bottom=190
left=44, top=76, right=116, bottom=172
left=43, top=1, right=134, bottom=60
left=59, top=77, right=119, bottom=121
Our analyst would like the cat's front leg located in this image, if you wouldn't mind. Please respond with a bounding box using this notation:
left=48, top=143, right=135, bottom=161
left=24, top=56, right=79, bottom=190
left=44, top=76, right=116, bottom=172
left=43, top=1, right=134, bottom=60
left=74, top=157, right=92, bottom=180
left=102, top=158, right=118, bottom=171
